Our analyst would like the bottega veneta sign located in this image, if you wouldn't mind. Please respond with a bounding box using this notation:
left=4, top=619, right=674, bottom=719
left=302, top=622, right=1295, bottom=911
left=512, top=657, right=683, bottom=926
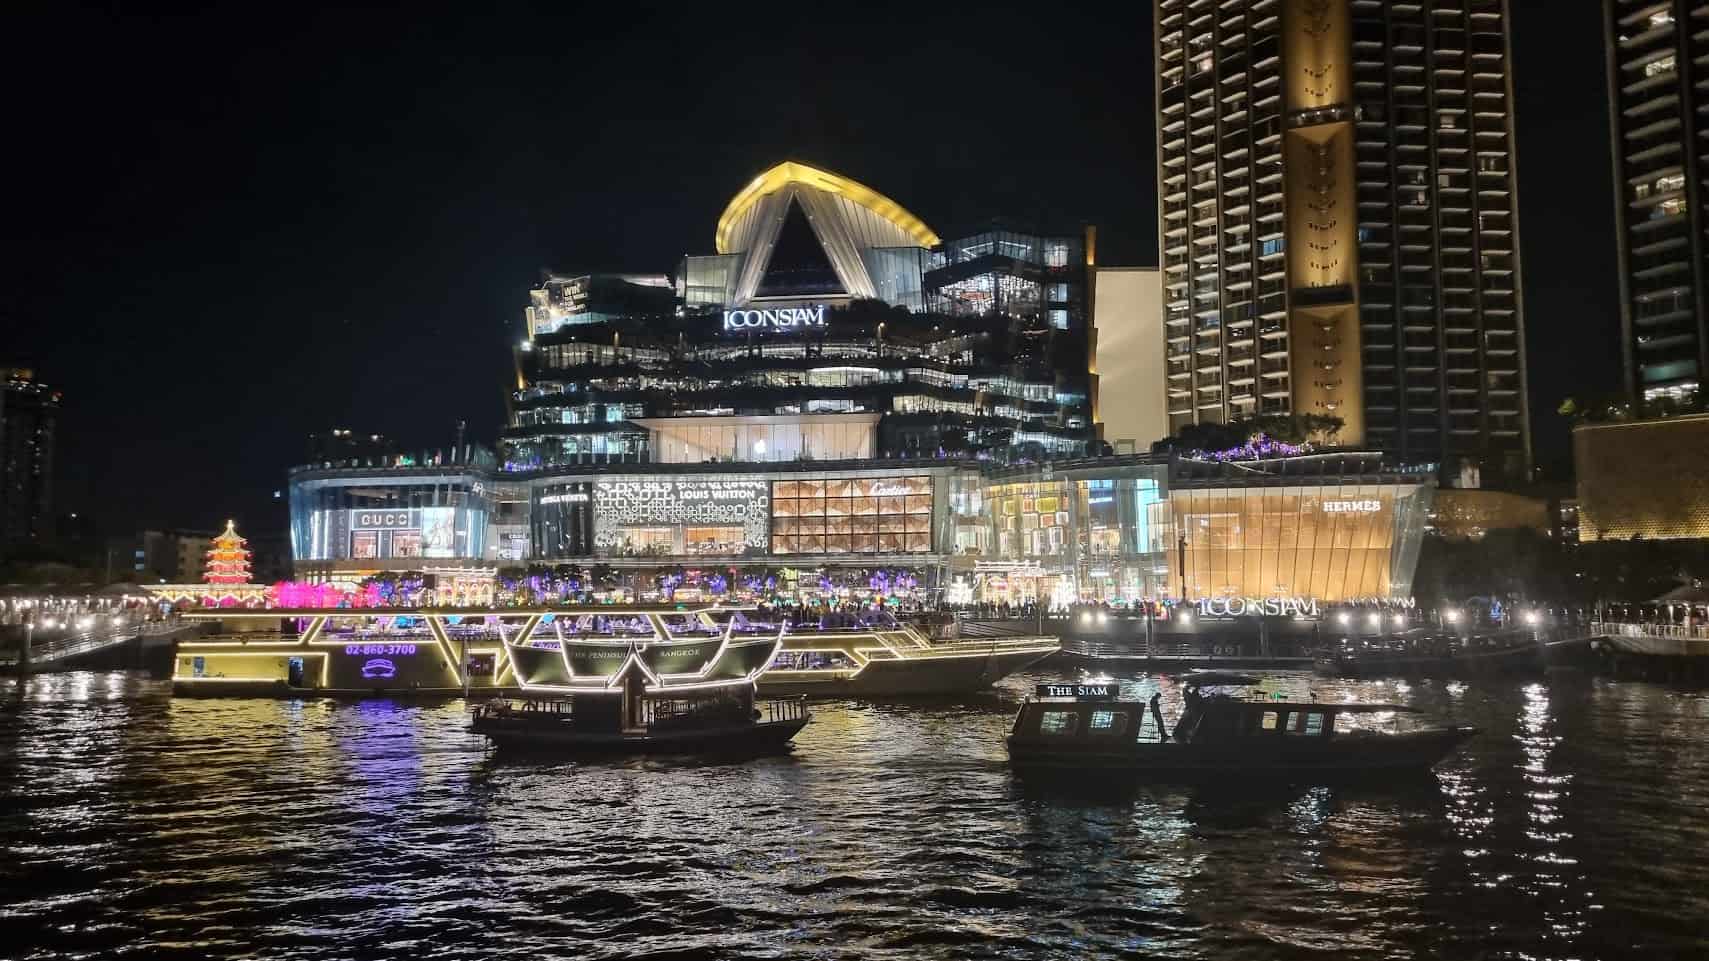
left=723, top=305, right=829, bottom=331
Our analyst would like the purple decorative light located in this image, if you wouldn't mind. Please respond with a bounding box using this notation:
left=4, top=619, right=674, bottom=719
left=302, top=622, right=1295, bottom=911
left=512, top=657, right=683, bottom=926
left=1189, top=434, right=1312, bottom=462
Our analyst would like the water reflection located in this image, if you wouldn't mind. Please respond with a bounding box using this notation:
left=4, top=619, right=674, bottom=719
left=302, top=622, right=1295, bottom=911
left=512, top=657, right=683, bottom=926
left=0, top=670, right=1707, bottom=959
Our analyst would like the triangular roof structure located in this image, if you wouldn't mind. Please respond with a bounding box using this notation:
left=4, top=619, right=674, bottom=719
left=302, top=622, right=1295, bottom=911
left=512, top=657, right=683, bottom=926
left=714, top=161, right=940, bottom=305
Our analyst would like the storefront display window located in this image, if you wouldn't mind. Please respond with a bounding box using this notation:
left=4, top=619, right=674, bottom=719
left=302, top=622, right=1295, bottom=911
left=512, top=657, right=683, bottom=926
left=684, top=526, right=746, bottom=555
left=771, top=476, right=932, bottom=554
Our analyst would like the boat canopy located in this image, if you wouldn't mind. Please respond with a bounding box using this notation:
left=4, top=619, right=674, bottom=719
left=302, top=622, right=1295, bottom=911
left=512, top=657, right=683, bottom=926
left=1183, top=671, right=1261, bottom=688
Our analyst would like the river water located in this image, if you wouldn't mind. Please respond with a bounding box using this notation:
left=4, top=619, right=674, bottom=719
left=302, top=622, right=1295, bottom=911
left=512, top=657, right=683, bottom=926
left=2, top=668, right=1708, bottom=960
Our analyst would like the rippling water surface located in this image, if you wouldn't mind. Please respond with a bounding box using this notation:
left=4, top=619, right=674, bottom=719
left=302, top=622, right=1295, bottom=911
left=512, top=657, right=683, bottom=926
left=4, top=668, right=1709, bottom=960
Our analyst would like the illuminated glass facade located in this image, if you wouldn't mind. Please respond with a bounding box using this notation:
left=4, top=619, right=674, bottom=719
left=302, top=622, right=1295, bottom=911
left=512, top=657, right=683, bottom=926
left=925, top=229, right=1086, bottom=330
left=288, top=451, right=1433, bottom=602
left=973, top=451, right=1431, bottom=604
left=288, top=471, right=494, bottom=565
left=504, top=161, right=1097, bottom=470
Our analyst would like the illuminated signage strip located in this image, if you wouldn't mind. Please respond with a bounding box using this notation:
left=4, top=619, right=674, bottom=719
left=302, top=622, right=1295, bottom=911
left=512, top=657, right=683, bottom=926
left=723, top=305, right=829, bottom=331
left=1196, top=596, right=1321, bottom=617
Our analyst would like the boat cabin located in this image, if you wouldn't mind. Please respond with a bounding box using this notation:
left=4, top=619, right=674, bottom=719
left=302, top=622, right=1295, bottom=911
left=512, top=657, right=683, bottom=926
left=1013, top=674, right=1425, bottom=745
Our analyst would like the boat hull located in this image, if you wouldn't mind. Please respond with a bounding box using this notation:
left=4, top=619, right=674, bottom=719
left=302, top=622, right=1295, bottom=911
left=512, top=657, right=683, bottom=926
left=1007, top=727, right=1474, bottom=778
left=472, top=716, right=809, bottom=754
left=758, top=647, right=1053, bottom=697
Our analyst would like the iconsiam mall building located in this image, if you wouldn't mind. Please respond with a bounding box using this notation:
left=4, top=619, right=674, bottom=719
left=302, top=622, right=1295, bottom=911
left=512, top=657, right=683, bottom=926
left=285, top=161, right=1435, bottom=610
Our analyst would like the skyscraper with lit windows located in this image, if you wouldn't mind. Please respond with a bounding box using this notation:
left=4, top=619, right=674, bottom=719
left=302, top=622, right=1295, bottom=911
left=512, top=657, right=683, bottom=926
left=1605, top=0, right=1709, bottom=407
left=1155, top=0, right=1530, bottom=484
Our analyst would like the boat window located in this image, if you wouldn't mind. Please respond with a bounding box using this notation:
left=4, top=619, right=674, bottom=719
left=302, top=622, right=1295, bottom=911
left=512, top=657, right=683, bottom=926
left=1288, top=711, right=1326, bottom=736
left=1089, top=710, right=1126, bottom=734
left=1039, top=711, right=1079, bottom=735
left=1260, top=710, right=1280, bottom=731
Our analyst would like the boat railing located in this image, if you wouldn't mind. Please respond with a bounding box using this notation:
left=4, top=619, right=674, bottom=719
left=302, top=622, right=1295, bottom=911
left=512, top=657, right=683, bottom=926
left=1592, top=621, right=1709, bottom=641
left=190, top=631, right=301, bottom=645
left=761, top=697, right=809, bottom=723
left=472, top=698, right=574, bottom=721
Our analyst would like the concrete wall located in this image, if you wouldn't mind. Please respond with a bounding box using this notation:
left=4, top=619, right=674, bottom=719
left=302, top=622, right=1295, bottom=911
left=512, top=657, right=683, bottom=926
left=1092, top=268, right=1167, bottom=452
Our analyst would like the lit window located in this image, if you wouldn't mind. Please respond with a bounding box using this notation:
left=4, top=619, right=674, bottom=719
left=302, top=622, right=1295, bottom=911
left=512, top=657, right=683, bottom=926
left=1195, top=54, right=1213, bottom=74
left=1261, top=711, right=1279, bottom=731
left=1646, top=55, right=1676, bottom=78
left=1289, top=711, right=1325, bottom=735
left=1039, top=711, right=1079, bottom=735
left=1090, top=710, right=1126, bottom=734
left=1650, top=11, right=1674, bottom=29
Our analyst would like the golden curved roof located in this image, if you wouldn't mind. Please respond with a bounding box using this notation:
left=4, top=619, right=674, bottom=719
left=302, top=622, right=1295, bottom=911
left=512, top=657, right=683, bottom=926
left=714, top=161, right=941, bottom=254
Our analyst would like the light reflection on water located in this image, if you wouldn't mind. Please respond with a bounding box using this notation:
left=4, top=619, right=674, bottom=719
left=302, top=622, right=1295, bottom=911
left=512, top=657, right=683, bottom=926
left=0, top=669, right=1707, bottom=959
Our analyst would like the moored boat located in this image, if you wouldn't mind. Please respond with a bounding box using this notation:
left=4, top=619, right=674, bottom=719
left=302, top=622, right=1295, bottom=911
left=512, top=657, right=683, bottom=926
left=1315, top=629, right=1544, bottom=677
left=1007, top=672, right=1475, bottom=778
left=752, top=609, right=1059, bottom=697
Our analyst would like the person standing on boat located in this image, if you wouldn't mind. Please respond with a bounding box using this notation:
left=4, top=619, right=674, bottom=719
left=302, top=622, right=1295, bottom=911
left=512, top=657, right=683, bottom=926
left=1149, top=692, right=1168, bottom=742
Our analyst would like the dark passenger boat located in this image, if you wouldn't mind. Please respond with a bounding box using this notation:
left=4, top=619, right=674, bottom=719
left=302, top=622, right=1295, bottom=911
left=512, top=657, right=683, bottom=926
left=1315, top=628, right=1544, bottom=678
left=473, top=612, right=809, bottom=753
left=1007, top=672, right=1475, bottom=778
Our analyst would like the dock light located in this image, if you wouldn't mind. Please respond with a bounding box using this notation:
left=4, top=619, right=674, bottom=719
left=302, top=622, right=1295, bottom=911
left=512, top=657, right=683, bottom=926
left=1524, top=611, right=1540, bottom=625
left=78, top=617, right=92, bottom=630
left=1337, top=612, right=1351, bottom=626
left=1367, top=613, right=1382, bottom=627
left=1392, top=613, right=1406, bottom=626
left=1097, top=611, right=1108, bottom=625
left=1079, top=612, right=1092, bottom=626
left=1445, top=610, right=1461, bottom=624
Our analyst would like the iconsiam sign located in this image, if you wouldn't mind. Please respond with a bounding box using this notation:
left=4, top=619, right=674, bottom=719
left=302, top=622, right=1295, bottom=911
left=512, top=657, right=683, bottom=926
left=1196, top=595, right=1320, bottom=617
left=721, top=305, right=829, bottom=332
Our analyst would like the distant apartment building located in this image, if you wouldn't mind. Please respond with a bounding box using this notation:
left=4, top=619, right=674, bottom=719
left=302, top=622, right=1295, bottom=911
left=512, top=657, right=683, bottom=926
left=1, top=368, right=59, bottom=550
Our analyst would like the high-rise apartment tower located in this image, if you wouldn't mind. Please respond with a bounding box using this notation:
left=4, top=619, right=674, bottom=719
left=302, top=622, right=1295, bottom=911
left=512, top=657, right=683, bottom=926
left=1604, top=0, right=1709, bottom=406
left=1, top=368, right=59, bottom=550
left=1156, top=0, right=1529, bottom=483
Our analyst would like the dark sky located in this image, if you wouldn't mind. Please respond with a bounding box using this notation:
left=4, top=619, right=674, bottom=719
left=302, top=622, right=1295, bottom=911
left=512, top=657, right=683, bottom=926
left=9, top=1, right=1616, bottom=537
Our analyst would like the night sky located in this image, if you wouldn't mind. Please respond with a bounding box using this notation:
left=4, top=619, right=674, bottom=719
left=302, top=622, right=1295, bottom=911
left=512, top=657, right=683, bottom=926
left=9, top=2, right=1617, bottom=539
